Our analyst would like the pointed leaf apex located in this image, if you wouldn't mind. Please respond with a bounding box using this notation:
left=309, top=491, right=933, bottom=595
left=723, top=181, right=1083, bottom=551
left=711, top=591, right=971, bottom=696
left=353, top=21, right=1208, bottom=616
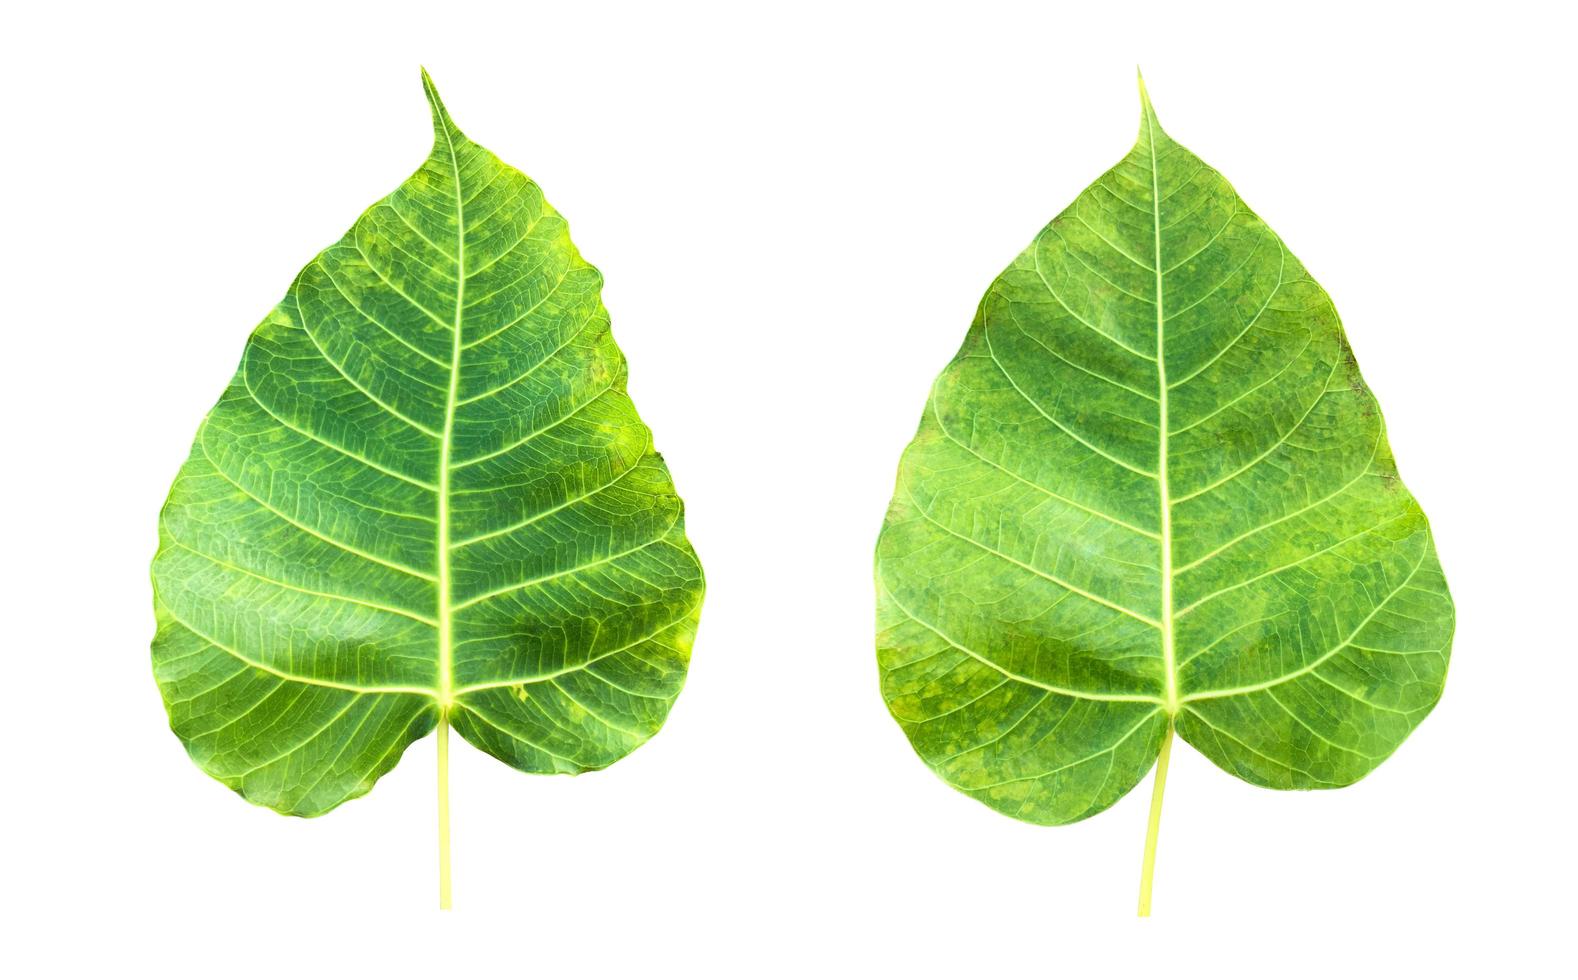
left=1137, top=69, right=1158, bottom=119
left=1136, top=69, right=1165, bottom=141
left=419, top=68, right=460, bottom=140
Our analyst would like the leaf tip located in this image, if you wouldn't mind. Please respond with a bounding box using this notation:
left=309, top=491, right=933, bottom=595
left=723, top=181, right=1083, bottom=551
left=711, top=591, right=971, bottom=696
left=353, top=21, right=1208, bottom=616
left=1136, top=68, right=1157, bottom=117
left=419, top=67, right=460, bottom=139
left=1135, top=68, right=1164, bottom=136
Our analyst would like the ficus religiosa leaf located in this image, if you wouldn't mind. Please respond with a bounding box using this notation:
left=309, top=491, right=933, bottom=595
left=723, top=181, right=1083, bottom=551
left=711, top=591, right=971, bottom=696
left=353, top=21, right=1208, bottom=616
left=874, top=75, right=1453, bottom=915
left=150, top=71, right=704, bottom=906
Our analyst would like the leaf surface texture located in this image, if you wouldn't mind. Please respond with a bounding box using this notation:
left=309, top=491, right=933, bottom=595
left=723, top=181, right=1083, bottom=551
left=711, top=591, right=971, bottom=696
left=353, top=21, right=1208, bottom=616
left=875, top=85, right=1452, bottom=824
left=152, top=74, right=704, bottom=816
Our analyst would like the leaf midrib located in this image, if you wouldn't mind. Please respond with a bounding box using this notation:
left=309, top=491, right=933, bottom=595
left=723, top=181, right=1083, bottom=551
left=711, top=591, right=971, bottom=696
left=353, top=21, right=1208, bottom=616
left=1146, top=99, right=1180, bottom=718
left=434, top=99, right=464, bottom=712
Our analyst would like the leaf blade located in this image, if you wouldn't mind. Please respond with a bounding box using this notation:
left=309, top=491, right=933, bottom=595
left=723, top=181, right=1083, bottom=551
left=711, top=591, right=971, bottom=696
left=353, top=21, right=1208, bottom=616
left=152, top=73, right=704, bottom=815
left=876, top=81, right=1452, bottom=824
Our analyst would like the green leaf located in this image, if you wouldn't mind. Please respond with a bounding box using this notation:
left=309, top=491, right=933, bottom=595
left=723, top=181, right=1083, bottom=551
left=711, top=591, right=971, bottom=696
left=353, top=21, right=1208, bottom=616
left=874, top=76, right=1452, bottom=911
left=150, top=71, right=704, bottom=847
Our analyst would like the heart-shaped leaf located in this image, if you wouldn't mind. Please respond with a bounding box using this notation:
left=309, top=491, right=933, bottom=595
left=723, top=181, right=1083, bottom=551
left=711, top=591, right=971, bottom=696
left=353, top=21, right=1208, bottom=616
left=151, top=71, right=704, bottom=906
left=874, top=76, right=1452, bottom=914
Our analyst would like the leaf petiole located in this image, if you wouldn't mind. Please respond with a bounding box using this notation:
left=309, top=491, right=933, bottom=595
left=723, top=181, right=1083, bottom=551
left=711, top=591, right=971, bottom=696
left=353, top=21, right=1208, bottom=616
left=1137, top=720, right=1173, bottom=917
left=438, top=712, right=452, bottom=910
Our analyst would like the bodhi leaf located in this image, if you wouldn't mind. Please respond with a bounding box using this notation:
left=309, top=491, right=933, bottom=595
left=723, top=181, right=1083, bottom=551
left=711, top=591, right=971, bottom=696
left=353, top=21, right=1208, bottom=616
left=150, top=71, right=704, bottom=899
left=874, top=76, right=1452, bottom=913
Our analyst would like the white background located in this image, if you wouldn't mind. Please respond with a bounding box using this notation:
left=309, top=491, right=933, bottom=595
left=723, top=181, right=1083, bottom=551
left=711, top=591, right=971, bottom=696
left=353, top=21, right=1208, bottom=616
left=4, top=0, right=1572, bottom=975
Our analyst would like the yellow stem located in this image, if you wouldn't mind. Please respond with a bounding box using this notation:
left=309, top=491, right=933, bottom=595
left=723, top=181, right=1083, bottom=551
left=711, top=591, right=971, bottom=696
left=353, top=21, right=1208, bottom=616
left=1137, top=721, right=1174, bottom=917
left=438, top=713, right=452, bottom=910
